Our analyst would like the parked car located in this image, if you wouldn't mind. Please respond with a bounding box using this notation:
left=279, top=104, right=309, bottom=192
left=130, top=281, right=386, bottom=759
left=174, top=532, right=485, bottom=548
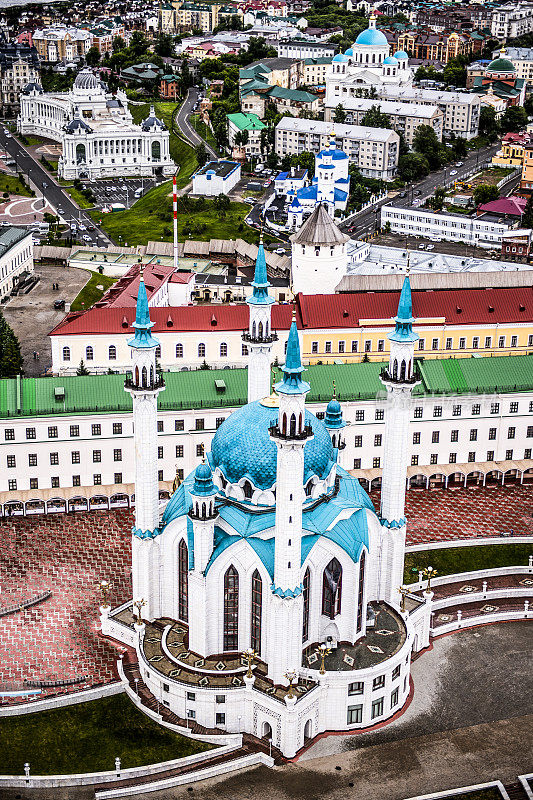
left=418, top=244, right=425, bottom=249
left=53, top=299, right=65, bottom=309
left=82, top=234, right=92, bottom=242
left=426, top=244, right=435, bottom=250
left=275, top=248, right=286, bottom=255
left=450, top=169, right=458, bottom=176
left=243, top=197, right=255, bottom=204
left=78, top=223, right=87, bottom=231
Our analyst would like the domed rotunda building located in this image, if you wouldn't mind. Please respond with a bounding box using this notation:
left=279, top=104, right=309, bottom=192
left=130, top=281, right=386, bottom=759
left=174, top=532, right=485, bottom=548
left=102, top=246, right=432, bottom=758
left=18, top=70, right=174, bottom=180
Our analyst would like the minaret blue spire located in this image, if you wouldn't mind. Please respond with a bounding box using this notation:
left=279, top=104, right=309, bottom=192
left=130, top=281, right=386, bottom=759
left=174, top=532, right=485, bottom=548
left=276, top=309, right=310, bottom=395
left=389, top=276, right=418, bottom=344
left=248, top=234, right=274, bottom=306
left=128, top=264, right=159, bottom=349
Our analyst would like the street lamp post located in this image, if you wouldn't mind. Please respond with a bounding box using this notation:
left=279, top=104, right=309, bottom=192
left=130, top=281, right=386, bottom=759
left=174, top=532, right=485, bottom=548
left=315, top=643, right=331, bottom=675
left=423, top=565, right=438, bottom=592
left=134, top=677, right=139, bottom=696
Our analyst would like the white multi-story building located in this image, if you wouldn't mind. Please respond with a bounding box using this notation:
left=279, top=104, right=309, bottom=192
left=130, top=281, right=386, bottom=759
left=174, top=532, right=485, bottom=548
left=192, top=160, right=241, bottom=196
left=491, top=4, right=533, bottom=40
left=0, top=226, right=33, bottom=299
left=18, top=71, right=174, bottom=180
left=275, top=118, right=400, bottom=181
left=1, top=356, right=532, bottom=513
left=381, top=205, right=510, bottom=247
left=323, top=98, right=444, bottom=147
left=379, top=86, right=480, bottom=140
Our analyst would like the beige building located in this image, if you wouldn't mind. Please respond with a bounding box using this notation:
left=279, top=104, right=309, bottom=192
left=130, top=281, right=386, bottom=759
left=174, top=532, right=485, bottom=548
left=275, top=117, right=399, bottom=180
left=32, top=25, right=93, bottom=62
left=303, top=56, right=331, bottom=86
left=324, top=97, right=443, bottom=146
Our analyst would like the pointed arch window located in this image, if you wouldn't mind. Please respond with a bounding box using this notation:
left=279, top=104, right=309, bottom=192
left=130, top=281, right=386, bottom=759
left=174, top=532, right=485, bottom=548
left=223, top=565, right=239, bottom=651
left=178, top=539, right=188, bottom=623
left=242, top=480, right=253, bottom=499
left=356, top=551, right=366, bottom=633
left=322, top=557, right=342, bottom=619
left=302, top=567, right=310, bottom=643
left=251, top=569, right=262, bottom=655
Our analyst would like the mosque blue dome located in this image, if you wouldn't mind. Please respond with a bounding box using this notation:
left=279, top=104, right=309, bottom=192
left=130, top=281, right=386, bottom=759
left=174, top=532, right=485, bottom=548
left=333, top=53, right=348, bottom=62
left=192, top=461, right=216, bottom=496
left=209, top=400, right=334, bottom=491
left=383, top=56, right=398, bottom=65
left=355, top=27, right=388, bottom=46
left=394, top=50, right=408, bottom=59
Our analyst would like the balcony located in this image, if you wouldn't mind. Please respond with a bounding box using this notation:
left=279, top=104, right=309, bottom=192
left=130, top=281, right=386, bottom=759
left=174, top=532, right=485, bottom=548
left=380, top=367, right=421, bottom=386
left=242, top=329, right=279, bottom=345
left=269, top=421, right=313, bottom=441
left=124, top=374, right=165, bottom=392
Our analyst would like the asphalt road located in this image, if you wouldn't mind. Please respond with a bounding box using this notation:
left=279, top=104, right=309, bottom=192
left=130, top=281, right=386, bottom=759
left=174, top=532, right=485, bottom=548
left=175, top=88, right=218, bottom=160
left=0, top=127, right=110, bottom=247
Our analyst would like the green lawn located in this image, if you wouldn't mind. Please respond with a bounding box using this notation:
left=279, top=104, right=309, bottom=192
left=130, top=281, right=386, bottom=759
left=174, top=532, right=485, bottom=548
left=404, top=543, right=533, bottom=583
left=0, top=694, right=211, bottom=775
left=70, top=271, right=116, bottom=311
left=190, top=113, right=220, bottom=155
left=0, top=174, right=34, bottom=197
left=89, top=180, right=271, bottom=246
left=59, top=181, right=94, bottom=209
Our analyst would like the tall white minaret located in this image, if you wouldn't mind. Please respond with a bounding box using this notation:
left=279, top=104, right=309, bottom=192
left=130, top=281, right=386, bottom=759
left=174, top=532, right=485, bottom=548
left=267, top=312, right=311, bottom=685
left=243, top=237, right=277, bottom=402
left=125, top=266, right=165, bottom=620
left=187, top=460, right=218, bottom=656
left=378, top=275, right=420, bottom=603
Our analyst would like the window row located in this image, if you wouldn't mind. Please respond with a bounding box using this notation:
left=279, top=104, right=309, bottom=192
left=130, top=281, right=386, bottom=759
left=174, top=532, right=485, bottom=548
left=62, top=343, right=247, bottom=362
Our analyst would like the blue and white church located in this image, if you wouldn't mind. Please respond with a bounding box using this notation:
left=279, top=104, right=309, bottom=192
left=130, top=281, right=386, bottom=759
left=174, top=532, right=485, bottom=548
left=103, top=249, right=432, bottom=758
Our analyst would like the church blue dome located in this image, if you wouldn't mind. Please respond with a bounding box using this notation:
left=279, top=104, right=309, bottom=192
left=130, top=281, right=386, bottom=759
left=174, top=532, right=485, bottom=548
left=344, top=47, right=354, bottom=56
left=394, top=50, right=408, bottom=59
left=333, top=53, right=348, bottom=62
left=355, top=27, right=388, bottom=46
left=383, top=56, right=398, bottom=65
left=209, top=400, right=334, bottom=491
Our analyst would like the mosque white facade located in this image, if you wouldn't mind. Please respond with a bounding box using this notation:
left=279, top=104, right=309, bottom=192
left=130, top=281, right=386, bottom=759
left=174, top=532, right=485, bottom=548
left=102, top=241, right=432, bottom=758
left=325, top=12, right=413, bottom=110
left=17, top=70, right=174, bottom=180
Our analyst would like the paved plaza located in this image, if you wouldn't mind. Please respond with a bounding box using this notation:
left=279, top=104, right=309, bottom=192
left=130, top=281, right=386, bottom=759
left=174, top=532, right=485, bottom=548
left=0, top=195, right=53, bottom=225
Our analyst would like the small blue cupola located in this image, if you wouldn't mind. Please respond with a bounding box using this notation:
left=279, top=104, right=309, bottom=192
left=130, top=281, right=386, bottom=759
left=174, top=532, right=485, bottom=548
left=388, top=275, right=419, bottom=344
left=192, top=460, right=217, bottom=497
left=128, top=265, right=160, bottom=349
left=325, top=382, right=345, bottom=430
left=276, top=310, right=311, bottom=395
left=247, top=235, right=274, bottom=306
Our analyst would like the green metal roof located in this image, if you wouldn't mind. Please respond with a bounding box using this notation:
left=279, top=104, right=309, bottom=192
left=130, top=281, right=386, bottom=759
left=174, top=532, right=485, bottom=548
left=226, top=112, right=266, bottom=131
left=1, top=355, right=533, bottom=419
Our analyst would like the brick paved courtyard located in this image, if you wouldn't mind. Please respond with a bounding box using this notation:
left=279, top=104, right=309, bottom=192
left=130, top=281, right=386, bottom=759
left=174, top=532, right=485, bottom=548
left=0, top=484, right=532, bottom=696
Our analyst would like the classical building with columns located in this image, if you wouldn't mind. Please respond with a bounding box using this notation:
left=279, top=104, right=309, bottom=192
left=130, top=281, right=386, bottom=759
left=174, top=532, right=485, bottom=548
left=18, top=70, right=174, bottom=180
left=101, top=244, right=432, bottom=758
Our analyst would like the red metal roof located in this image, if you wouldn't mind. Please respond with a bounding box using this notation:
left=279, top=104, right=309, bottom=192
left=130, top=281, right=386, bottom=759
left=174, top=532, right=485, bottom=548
left=50, top=286, right=533, bottom=337
left=94, top=262, right=175, bottom=310
left=478, top=196, right=526, bottom=217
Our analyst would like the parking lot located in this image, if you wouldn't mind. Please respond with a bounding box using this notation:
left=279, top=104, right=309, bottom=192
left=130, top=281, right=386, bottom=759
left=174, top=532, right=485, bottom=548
left=372, top=231, right=502, bottom=259
left=86, top=177, right=158, bottom=209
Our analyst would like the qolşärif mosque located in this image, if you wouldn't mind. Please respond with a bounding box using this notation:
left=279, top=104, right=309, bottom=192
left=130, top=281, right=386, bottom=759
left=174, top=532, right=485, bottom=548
left=101, top=242, right=433, bottom=757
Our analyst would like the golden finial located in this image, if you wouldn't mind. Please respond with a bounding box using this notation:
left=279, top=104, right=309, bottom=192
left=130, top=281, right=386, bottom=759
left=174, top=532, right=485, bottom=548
left=172, top=465, right=181, bottom=494
left=139, top=261, right=145, bottom=281
left=332, top=379, right=337, bottom=399
left=405, top=243, right=411, bottom=275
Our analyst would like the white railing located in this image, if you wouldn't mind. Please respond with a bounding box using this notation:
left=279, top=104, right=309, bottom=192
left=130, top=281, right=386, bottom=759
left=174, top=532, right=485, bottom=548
left=406, top=563, right=533, bottom=593
left=406, top=537, right=533, bottom=553
left=518, top=773, right=533, bottom=800
left=0, top=744, right=242, bottom=789
left=431, top=587, right=532, bottom=611
left=431, top=606, right=532, bottom=636
left=0, top=682, right=124, bottom=718
left=403, top=779, right=511, bottom=800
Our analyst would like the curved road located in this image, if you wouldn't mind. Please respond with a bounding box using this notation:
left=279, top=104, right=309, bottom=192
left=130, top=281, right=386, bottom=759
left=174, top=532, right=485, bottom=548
left=0, top=127, right=110, bottom=246
left=175, top=87, right=218, bottom=160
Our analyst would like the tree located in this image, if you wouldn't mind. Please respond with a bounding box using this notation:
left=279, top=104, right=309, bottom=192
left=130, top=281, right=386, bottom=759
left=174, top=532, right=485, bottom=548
left=214, top=194, right=230, bottom=219
left=479, top=106, right=500, bottom=142
left=0, top=310, right=23, bottom=377
left=333, top=103, right=346, bottom=123
left=413, top=125, right=442, bottom=170
left=429, top=186, right=446, bottom=211
left=398, top=152, right=430, bottom=182
left=501, top=105, right=529, bottom=133
left=361, top=104, right=392, bottom=129
left=195, top=142, right=208, bottom=167
left=76, top=359, right=90, bottom=376
left=453, top=137, right=468, bottom=159
left=234, top=130, right=249, bottom=148
left=154, top=33, right=174, bottom=57
left=522, top=194, right=533, bottom=227
left=112, top=36, right=126, bottom=51
left=442, top=56, right=467, bottom=87
left=85, top=46, right=101, bottom=67
left=473, top=183, right=500, bottom=206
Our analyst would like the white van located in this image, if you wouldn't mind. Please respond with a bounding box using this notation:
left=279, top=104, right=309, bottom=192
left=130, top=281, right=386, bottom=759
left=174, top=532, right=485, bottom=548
left=134, top=187, right=143, bottom=198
